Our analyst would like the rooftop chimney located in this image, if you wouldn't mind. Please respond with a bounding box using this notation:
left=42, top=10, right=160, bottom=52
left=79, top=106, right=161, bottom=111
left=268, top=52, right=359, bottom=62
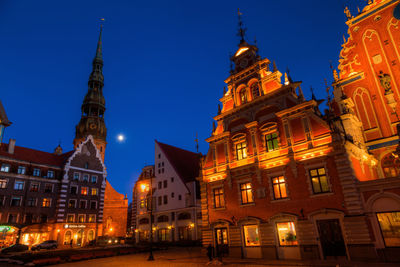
left=8, top=138, right=15, bottom=154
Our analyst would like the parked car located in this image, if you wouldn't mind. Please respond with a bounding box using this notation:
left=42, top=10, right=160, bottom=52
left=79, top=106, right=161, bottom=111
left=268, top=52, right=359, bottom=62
left=31, top=240, right=58, bottom=251
left=1, top=244, right=29, bottom=254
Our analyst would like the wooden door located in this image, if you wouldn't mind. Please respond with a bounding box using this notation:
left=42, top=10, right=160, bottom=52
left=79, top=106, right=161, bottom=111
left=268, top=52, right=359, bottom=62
left=317, top=219, right=346, bottom=258
left=215, top=228, right=229, bottom=257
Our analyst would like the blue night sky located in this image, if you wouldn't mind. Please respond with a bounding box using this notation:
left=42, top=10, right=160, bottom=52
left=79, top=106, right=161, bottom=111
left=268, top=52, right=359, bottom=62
left=0, top=0, right=366, bottom=201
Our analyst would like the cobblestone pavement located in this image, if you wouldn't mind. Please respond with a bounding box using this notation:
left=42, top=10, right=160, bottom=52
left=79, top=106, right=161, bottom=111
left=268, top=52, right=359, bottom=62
left=52, top=247, right=400, bottom=267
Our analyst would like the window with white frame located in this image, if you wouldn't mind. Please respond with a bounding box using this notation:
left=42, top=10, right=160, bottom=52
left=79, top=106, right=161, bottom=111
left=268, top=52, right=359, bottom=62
left=30, top=183, right=39, bottom=192
left=83, top=174, right=89, bottom=182
left=91, top=175, right=97, bottom=183
left=47, top=170, right=54, bottom=178
left=27, top=197, right=36, bottom=207
left=67, top=214, right=75, bottom=223
left=73, top=172, right=80, bottom=181
left=17, top=166, right=26, bottom=174
left=33, top=168, right=41, bottom=177
left=0, top=178, right=8, bottom=189
left=68, top=199, right=76, bottom=208
left=243, top=225, right=260, bottom=246
left=11, top=196, right=22, bottom=206
left=276, top=222, right=298, bottom=246
left=14, top=181, right=24, bottom=190
left=78, top=214, right=85, bottom=223
left=79, top=200, right=87, bottom=209
left=0, top=164, right=10, bottom=172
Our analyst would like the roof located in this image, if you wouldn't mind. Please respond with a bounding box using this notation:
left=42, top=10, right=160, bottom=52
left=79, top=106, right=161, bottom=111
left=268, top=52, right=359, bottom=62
left=0, top=143, right=73, bottom=167
left=156, top=141, right=201, bottom=183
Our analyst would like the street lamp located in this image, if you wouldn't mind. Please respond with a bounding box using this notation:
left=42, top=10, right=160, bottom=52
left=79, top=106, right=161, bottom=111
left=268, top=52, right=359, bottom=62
left=140, top=180, right=154, bottom=261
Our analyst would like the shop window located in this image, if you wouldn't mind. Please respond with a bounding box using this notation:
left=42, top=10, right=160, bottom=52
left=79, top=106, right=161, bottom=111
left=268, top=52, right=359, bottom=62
left=276, top=222, right=298, bottom=246
left=67, top=214, right=74, bottom=223
left=382, top=153, right=400, bottom=178
left=64, top=231, right=72, bottom=244
left=88, top=215, right=96, bottom=223
left=17, top=166, right=26, bottom=175
left=91, top=175, right=97, bottom=183
left=83, top=174, right=89, bottom=182
left=158, top=228, right=169, bottom=241
left=377, top=212, right=400, bottom=247
left=239, top=89, right=247, bottom=104
left=265, top=132, right=279, bottom=152
left=88, top=230, right=94, bottom=241
left=30, top=183, right=39, bottom=192
left=33, top=168, right=41, bottom=177
left=42, top=198, right=51, bottom=207
left=157, top=215, right=169, bottom=223
left=178, top=226, right=192, bottom=240
left=11, top=196, right=21, bottom=206
left=309, top=167, right=330, bottom=194
left=81, top=187, right=88, bottom=195
left=236, top=142, right=247, bottom=160
left=240, top=182, right=254, bottom=204
left=44, top=184, right=53, bottom=193
left=14, top=181, right=24, bottom=190
left=213, top=188, right=225, bottom=208
left=243, top=225, right=260, bottom=246
left=0, top=163, right=10, bottom=172
left=47, top=170, right=54, bottom=178
left=0, top=178, right=7, bottom=188
left=68, top=199, right=76, bottom=208
left=272, top=176, right=287, bottom=199
left=91, top=188, right=98, bottom=196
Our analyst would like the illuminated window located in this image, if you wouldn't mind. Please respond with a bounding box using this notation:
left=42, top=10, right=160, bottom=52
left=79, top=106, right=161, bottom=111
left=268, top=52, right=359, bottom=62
left=215, top=228, right=228, bottom=245
left=67, top=214, right=75, bottom=223
left=272, top=176, right=287, bottom=199
left=14, top=181, right=24, bottom=190
left=88, top=215, right=96, bottom=223
left=276, top=222, right=298, bottom=246
left=309, top=167, right=330, bottom=194
left=81, top=187, right=88, bottom=195
left=42, top=198, right=51, bottom=207
left=243, top=225, right=260, bottom=246
left=265, top=133, right=279, bottom=152
left=0, top=179, right=7, bottom=188
left=88, top=229, right=95, bottom=240
left=382, top=153, right=400, bottom=178
left=236, top=142, right=247, bottom=160
left=158, top=228, right=169, bottom=241
left=33, top=168, right=41, bottom=177
left=251, top=83, right=260, bottom=99
left=178, top=226, right=192, bottom=240
left=240, top=182, right=254, bottom=204
left=30, top=183, right=39, bottom=192
left=377, top=212, right=400, bottom=247
left=91, top=188, right=98, bottom=196
left=0, top=164, right=10, bottom=172
left=64, top=230, right=72, bottom=244
left=17, top=166, right=26, bottom=174
left=239, top=89, right=247, bottom=104
left=213, top=188, right=225, bottom=208
left=78, top=215, right=85, bottom=223
left=140, top=199, right=146, bottom=209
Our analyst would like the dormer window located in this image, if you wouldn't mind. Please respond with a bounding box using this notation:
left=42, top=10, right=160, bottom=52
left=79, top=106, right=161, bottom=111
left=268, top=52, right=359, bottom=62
left=239, top=89, right=247, bottom=104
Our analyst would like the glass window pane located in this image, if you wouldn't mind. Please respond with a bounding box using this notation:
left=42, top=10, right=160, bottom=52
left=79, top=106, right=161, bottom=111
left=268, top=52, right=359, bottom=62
left=279, top=183, right=287, bottom=198
left=311, top=178, right=321, bottom=193
left=243, top=225, right=260, bottom=246
left=320, top=175, right=329, bottom=192
left=273, top=184, right=280, bottom=199
left=276, top=222, right=298, bottom=246
left=310, top=169, right=317, bottom=176
left=377, top=212, right=400, bottom=247
left=318, top=168, right=326, bottom=175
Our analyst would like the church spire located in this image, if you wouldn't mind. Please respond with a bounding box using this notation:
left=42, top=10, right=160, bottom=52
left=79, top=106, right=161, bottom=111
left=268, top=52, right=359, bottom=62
left=74, top=26, right=107, bottom=161
left=237, top=8, right=246, bottom=44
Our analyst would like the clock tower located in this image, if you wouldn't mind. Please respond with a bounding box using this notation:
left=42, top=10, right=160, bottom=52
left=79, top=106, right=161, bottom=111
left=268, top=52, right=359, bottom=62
left=74, top=26, right=107, bottom=161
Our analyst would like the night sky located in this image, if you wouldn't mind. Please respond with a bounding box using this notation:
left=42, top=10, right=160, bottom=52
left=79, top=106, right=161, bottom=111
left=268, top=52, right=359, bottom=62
left=0, top=0, right=367, bottom=201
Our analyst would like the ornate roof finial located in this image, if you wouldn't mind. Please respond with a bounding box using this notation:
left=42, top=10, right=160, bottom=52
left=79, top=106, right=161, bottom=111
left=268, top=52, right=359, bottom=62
left=195, top=133, right=199, bottom=153
left=273, top=60, right=278, bottom=72
left=237, top=8, right=246, bottom=43
left=344, top=6, right=353, bottom=20
left=310, top=86, right=317, bottom=101
left=286, top=67, right=293, bottom=83
left=217, top=104, right=221, bottom=115
left=212, top=121, right=216, bottom=132
left=298, top=85, right=305, bottom=101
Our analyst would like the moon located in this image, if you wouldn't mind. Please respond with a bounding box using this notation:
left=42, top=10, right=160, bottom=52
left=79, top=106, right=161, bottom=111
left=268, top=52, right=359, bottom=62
left=117, top=134, right=125, bottom=142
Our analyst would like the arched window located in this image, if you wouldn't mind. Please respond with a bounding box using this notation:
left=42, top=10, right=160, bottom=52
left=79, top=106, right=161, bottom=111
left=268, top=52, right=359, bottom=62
left=64, top=230, right=72, bottom=244
left=251, top=83, right=260, bottom=99
left=382, top=153, right=400, bottom=178
left=139, top=218, right=149, bottom=225
left=353, top=88, right=378, bottom=130
left=239, top=89, right=247, bottom=104
left=178, top=213, right=191, bottom=220
left=88, top=230, right=94, bottom=241
left=157, top=215, right=169, bottom=223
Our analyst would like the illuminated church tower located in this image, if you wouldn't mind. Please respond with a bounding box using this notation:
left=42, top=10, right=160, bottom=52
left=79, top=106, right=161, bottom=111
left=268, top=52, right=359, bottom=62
left=74, top=26, right=107, bottom=161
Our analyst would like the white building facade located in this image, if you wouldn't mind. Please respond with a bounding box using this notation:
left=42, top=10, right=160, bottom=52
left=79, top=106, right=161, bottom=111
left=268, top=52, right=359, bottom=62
left=133, top=141, right=201, bottom=243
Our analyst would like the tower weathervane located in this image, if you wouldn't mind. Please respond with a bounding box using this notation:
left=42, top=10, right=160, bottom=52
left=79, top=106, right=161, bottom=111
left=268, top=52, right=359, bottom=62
left=195, top=133, right=199, bottom=153
left=237, top=8, right=246, bottom=43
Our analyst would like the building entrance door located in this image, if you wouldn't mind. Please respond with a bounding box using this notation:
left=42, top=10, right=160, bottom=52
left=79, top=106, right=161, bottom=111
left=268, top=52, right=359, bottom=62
left=215, top=228, right=229, bottom=257
left=317, top=219, right=346, bottom=259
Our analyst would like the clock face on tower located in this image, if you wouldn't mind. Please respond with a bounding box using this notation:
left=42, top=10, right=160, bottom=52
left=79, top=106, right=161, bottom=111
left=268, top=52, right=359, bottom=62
left=240, top=58, right=248, bottom=68
left=90, top=123, right=97, bottom=130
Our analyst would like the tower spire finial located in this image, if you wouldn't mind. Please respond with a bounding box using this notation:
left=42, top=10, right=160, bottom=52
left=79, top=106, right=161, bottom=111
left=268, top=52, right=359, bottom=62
left=95, top=19, right=104, bottom=61
left=237, top=8, right=246, bottom=43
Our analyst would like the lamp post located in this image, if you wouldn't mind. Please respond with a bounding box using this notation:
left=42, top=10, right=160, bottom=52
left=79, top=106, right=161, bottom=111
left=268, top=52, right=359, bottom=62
left=141, top=179, right=154, bottom=261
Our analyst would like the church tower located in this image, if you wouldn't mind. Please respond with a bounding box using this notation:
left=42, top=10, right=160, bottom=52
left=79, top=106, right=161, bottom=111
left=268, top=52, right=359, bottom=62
left=73, top=26, right=107, bottom=161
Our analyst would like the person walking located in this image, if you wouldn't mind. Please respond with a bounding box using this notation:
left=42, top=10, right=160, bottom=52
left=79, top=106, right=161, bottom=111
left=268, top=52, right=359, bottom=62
left=206, top=244, right=213, bottom=262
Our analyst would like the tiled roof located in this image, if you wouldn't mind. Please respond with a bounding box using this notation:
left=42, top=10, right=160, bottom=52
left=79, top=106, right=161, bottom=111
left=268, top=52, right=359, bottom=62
left=0, top=143, right=73, bottom=167
left=156, top=141, right=201, bottom=183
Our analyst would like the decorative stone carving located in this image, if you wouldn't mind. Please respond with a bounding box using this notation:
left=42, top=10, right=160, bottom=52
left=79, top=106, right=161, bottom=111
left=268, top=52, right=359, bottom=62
left=379, top=71, right=393, bottom=94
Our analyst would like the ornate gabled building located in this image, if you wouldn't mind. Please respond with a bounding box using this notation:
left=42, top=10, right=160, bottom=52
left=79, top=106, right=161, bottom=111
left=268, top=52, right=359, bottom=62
left=199, top=12, right=385, bottom=261
left=330, top=0, right=400, bottom=261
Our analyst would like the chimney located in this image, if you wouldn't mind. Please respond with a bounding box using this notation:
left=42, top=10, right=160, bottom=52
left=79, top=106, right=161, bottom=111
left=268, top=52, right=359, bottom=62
left=8, top=138, right=15, bottom=154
